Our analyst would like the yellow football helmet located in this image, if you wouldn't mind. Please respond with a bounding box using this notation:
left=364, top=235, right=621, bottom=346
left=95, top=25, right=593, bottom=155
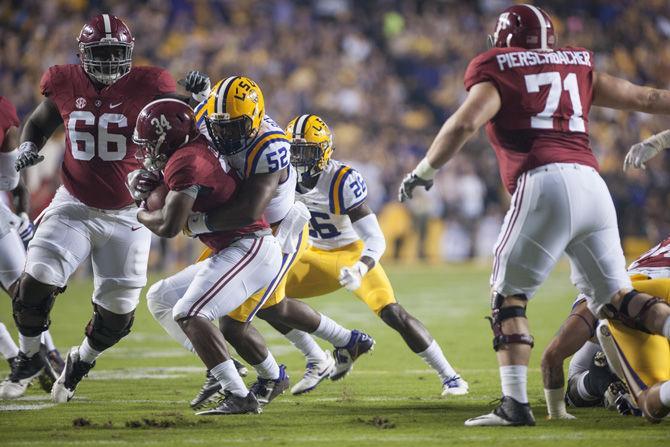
left=202, top=76, right=265, bottom=155
left=285, top=114, right=333, bottom=180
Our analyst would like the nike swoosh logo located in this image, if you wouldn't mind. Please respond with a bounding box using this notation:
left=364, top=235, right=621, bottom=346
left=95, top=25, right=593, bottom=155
left=131, top=226, right=142, bottom=231
left=110, top=102, right=123, bottom=108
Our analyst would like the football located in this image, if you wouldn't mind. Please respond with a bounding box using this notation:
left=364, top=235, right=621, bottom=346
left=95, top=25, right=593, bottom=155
left=145, top=183, right=168, bottom=211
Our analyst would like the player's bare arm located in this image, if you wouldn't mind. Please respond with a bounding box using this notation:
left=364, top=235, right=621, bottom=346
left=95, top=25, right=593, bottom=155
left=15, top=98, right=62, bottom=171
left=593, top=72, right=670, bottom=113
left=399, top=81, right=501, bottom=201
left=138, top=190, right=195, bottom=238
left=201, top=170, right=282, bottom=231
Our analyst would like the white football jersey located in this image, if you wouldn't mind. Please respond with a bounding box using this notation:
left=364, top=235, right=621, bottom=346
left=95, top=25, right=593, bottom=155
left=296, top=159, right=368, bottom=250
left=195, top=107, right=294, bottom=224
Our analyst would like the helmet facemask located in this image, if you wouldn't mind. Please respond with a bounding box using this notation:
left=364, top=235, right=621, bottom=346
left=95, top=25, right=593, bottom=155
left=290, top=140, right=327, bottom=184
left=80, top=40, right=133, bottom=85
left=133, top=131, right=168, bottom=172
left=205, top=113, right=255, bottom=157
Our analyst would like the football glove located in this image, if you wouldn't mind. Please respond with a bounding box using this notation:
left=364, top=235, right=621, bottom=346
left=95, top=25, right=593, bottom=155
left=126, top=169, right=161, bottom=201
left=179, top=70, right=211, bottom=103
left=338, top=261, right=369, bottom=291
left=14, top=142, right=44, bottom=171
left=623, top=129, right=670, bottom=171
left=398, top=172, right=433, bottom=202
left=13, top=212, right=34, bottom=247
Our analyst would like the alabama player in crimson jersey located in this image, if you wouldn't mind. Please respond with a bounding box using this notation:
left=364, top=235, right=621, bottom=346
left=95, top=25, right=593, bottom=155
left=7, top=14, right=176, bottom=404
left=133, top=99, right=282, bottom=415
left=400, top=4, right=670, bottom=426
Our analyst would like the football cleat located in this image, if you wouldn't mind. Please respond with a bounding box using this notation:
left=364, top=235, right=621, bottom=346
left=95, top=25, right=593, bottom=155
left=233, top=358, right=249, bottom=377
left=196, top=391, right=262, bottom=415
left=0, top=351, right=44, bottom=399
left=330, top=330, right=375, bottom=381
left=442, top=375, right=469, bottom=396
left=190, top=371, right=221, bottom=410
left=291, top=351, right=335, bottom=395
left=51, top=347, right=95, bottom=403
left=38, top=345, right=65, bottom=393
left=249, top=364, right=289, bottom=405
left=464, top=396, right=536, bottom=427
left=6, top=356, right=15, bottom=368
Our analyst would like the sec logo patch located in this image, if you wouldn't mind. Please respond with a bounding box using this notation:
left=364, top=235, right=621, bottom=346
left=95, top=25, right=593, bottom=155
left=75, top=97, right=87, bottom=109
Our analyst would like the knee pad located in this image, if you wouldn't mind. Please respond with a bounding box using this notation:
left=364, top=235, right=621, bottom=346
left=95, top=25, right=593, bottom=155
left=12, top=274, right=63, bottom=337
left=85, top=305, right=134, bottom=351
left=604, top=290, right=670, bottom=334
left=487, top=293, right=534, bottom=351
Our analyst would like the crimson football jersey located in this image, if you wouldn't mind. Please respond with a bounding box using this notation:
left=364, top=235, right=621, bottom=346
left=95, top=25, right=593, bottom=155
left=163, top=137, right=269, bottom=252
left=40, top=64, right=176, bottom=209
left=627, top=236, right=670, bottom=276
left=0, top=96, right=20, bottom=149
left=465, top=46, right=598, bottom=193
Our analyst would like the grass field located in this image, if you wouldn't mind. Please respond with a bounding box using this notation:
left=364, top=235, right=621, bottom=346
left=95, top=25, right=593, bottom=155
left=0, top=262, right=667, bottom=446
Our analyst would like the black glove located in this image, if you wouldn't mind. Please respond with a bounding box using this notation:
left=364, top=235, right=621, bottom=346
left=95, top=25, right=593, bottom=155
left=178, top=70, right=211, bottom=101
left=15, top=142, right=44, bottom=171
left=398, top=172, right=433, bottom=202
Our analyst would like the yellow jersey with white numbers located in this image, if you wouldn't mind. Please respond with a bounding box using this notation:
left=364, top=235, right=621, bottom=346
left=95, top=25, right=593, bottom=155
left=296, top=159, right=368, bottom=250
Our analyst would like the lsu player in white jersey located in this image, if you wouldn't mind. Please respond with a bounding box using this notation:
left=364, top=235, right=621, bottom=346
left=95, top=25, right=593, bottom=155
left=282, top=114, right=468, bottom=396
left=148, top=74, right=373, bottom=408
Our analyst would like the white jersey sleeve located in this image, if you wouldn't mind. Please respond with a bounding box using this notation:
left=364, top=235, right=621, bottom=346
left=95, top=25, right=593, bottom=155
left=242, top=116, right=290, bottom=177
left=194, top=99, right=212, bottom=143
left=328, top=164, right=368, bottom=215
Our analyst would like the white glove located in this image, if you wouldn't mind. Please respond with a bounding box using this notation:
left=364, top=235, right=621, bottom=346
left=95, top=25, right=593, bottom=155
left=126, top=169, right=160, bottom=201
left=338, top=261, right=369, bottom=291
left=184, top=212, right=211, bottom=237
left=623, top=130, right=670, bottom=171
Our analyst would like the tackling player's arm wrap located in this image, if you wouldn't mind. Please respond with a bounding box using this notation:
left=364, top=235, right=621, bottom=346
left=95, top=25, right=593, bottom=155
left=190, top=171, right=281, bottom=233
left=138, top=187, right=197, bottom=238
left=348, top=203, right=385, bottom=270
left=487, top=293, right=534, bottom=351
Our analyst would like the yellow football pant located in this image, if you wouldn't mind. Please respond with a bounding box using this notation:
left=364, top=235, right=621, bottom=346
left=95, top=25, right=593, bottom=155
left=285, top=240, right=396, bottom=315
left=608, top=275, right=670, bottom=388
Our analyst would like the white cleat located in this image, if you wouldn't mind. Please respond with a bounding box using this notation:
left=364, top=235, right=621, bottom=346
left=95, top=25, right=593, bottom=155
left=51, top=347, right=95, bottom=403
left=291, top=351, right=335, bottom=395
left=0, top=352, right=45, bottom=400
left=441, top=375, right=469, bottom=396
left=0, top=378, right=32, bottom=399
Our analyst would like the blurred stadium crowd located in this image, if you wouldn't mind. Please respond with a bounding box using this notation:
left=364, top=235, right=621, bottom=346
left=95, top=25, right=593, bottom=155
left=1, top=0, right=670, bottom=267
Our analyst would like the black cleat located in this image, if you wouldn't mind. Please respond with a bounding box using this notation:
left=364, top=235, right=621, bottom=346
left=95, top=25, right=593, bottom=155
left=249, top=364, right=289, bottom=405
left=0, top=351, right=45, bottom=399
left=233, top=358, right=248, bottom=377
left=190, top=371, right=221, bottom=409
left=464, top=396, right=536, bottom=426
left=196, top=391, right=261, bottom=415
left=51, top=347, right=95, bottom=403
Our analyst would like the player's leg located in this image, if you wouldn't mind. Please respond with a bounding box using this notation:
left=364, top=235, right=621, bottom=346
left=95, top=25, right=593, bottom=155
left=174, top=235, right=281, bottom=415
left=0, top=228, right=25, bottom=368
left=466, top=171, right=571, bottom=427
left=540, top=297, right=596, bottom=418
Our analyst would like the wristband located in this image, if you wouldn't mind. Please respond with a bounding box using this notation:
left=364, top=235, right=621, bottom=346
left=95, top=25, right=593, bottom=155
left=414, top=157, right=438, bottom=180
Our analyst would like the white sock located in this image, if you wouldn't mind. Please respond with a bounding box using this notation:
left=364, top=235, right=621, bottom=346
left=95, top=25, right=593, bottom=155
left=660, top=381, right=670, bottom=407
left=19, top=333, right=42, bottom=357
left=41, top=330, right=56, bottom=352
left=211, top=359, right=248, bottom=397
left=663, top=316, right=670, bottom=339
left=252, top=351, right=280, bottom=380
left=311, top=314, right=351, bottom=348
left=544, top=387, right=569, bottom=418
left=284, top=329, right=327, bottom=364
left=417, top=340, right=457, bottom=383
left=500, top=365, right=528, bottom=404
left=78, top=338, right=102, bottom=364
left=0, top=323, right=19, bottom=359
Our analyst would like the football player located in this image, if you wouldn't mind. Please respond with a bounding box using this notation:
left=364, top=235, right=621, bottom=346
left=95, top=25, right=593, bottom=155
left=6, top=14, right=176, bottom=404
left=280, top=114, right=467, bottom=396
left=132, top=98, right=280, bottom=415
left=149, top=75, right=371, bottom=407
left=0, top=96, right=63, bottom=399
left=400, top=4, right=670, bottom=426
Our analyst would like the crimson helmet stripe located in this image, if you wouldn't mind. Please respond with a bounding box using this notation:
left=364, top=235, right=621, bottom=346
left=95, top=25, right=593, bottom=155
left=102, top=14, right=112, bottom=39
left=523, top=4, right=548, bottom=49
left=216, top=76, right=239, bottom=114
left=294, top=114, right=311, bottom=139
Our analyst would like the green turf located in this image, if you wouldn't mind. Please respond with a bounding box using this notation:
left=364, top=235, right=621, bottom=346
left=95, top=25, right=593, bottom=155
left=0, top=263, right=667, bottom=446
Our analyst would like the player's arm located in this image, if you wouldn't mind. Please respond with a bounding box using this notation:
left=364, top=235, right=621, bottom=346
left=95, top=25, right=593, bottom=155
left=189, top=171, right=281, bottom=233
left=15, top=98, right=62, bottom=171
left=399, top=81, right=501, bottom=201
left=593, top=72, right=670, bottom=113
left=0, top=125, right=21, bottom=190
left=137, top=189, right=196, bottom=238
left=338, top=201, right=386, bottom=291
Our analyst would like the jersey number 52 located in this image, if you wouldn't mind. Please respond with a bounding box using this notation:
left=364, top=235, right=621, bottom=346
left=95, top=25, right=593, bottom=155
left=67, top=111, right=127, bottom=161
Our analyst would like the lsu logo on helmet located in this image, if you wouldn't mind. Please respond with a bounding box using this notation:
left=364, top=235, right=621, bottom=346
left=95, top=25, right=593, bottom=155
left=286, top=114, right=333, bottom=180
left=201, top=76, right=265, bottom=156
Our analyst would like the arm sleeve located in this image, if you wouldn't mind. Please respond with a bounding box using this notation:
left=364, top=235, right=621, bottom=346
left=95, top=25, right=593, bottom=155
left=351, top=213, right=386, bottom=263
left=164, top=152, right=199, bottom=191
left=39, top=68, right=55, bottom=97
